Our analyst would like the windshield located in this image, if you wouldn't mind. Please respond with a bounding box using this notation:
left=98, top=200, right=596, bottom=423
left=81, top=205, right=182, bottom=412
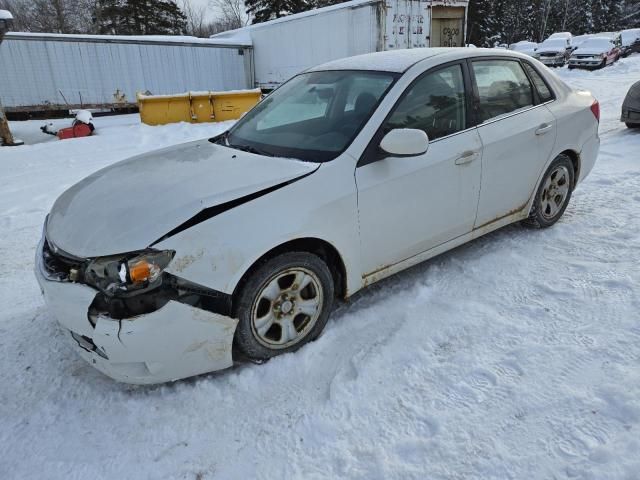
left=579, top=39, right=612, bottom=50
left=541, top=39, right=566, bottom=49
left=224, top=70, right=398, bottom=162
left=514, top=43, right=535, bottom=51
left=621, top=30, right=640, bottom=44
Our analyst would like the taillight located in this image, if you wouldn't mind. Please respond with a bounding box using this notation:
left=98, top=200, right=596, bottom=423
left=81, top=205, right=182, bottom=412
left=590, top=100, right=600, bottom=123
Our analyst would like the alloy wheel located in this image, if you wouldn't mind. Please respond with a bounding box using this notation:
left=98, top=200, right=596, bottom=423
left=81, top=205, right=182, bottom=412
left=250, top=268, right=323, bottom=349
left=540, top=165, right=570, bottom=220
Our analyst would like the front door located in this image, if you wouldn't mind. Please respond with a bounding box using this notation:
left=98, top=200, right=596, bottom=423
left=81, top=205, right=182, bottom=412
left=355, top=63, right=482, bottom=276
left=470, top=59, right=557, bottom=227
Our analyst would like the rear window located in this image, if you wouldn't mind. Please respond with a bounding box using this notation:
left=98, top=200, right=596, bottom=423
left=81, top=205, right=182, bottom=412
left=522, top=63, right=554, bottom=103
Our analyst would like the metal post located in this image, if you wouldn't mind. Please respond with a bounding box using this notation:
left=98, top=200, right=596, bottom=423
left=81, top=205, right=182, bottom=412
left=0, top=99, right=20, bottom=146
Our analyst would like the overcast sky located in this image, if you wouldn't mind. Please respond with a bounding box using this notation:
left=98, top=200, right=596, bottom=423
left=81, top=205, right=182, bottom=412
left=183, top=0, right=220, bottom=22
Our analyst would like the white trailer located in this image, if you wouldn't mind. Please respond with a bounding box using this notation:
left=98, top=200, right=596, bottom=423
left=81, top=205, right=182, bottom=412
left=0, top=33, right=253, bottom=113
left=212, top=0, right=469, bottom=89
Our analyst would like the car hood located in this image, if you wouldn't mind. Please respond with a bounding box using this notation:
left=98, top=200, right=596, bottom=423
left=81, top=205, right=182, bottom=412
left=47, top=139, right=319, bottom=257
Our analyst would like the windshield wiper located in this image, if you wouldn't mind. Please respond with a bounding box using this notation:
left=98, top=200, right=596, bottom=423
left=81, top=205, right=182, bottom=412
left=228, top=142, right=276, bottom=157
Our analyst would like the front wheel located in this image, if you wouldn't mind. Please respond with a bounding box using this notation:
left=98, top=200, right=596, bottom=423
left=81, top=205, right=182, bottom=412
left=523, top=155, right=575, bottom=229
left=234, top=252, right=335, bottom=360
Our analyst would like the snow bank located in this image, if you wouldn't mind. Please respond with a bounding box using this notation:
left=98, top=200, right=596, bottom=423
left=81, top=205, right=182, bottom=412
left=1, top=56, right=640, bottom=480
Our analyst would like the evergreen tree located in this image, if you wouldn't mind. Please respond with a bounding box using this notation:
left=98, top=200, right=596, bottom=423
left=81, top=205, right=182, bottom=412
left=245, top=0, right=310, bottom=23
left=467, top=0, right=635, bottom=45
left=97, top=0, right=186, bottom=35
left=592, top=0, right=624, bottom=31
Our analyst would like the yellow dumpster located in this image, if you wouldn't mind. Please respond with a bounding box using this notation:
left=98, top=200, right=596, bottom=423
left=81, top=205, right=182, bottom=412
left=137, top=89, right=262, bottom=126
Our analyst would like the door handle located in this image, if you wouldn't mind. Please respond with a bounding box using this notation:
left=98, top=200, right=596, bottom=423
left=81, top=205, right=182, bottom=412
left=454, top=151, right=478, bottom=165
left=535, top=123, right=553, bottom=135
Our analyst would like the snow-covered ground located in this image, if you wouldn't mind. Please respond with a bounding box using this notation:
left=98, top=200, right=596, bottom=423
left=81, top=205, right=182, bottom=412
left=1, top=57, right=640, bottom=480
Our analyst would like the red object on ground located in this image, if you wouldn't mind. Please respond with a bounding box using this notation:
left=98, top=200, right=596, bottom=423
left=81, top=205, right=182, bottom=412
left=57, top=122, right=93, bottom=140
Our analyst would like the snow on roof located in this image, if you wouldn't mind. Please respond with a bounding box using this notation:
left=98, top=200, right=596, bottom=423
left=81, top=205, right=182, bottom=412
left=137, top=89, right=262, bottom=99
left=211, top=0, right=378, bottom=39
left=0, top=9, right=13, bottom=20
left=580, top=38, right=613, bottom=46
left=4, top=31, right=251, bottom=47
left=207, top=28, right=253, bottom=46
left=309, top=48, right=458, bottom=73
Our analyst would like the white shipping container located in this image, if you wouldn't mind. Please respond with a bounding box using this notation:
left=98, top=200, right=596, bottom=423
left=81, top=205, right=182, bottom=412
left=212, top=0, right=469, bottom=89
left=0, top=33, right=254, bottom=112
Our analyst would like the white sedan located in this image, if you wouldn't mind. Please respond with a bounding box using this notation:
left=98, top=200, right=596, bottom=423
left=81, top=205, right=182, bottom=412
left=36, top=48, right=600, bottom=384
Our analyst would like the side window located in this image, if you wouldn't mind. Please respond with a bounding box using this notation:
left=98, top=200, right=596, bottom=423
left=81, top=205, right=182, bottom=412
left=472, top=60, right=534, bottom=123
left=385, top=64, right=467, bottom=141
left=522, top=62, right=554, bottom=103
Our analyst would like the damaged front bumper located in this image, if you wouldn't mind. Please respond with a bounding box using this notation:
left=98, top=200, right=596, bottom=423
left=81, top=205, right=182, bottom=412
left=35, top=233, right=238, bottom=385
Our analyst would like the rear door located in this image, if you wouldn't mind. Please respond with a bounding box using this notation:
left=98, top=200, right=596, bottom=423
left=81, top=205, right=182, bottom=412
left=470, top=59, right=557, bottom=228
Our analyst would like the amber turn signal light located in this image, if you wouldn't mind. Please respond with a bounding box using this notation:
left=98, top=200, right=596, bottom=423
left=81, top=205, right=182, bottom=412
left=129, top=261, right=153, bottom=284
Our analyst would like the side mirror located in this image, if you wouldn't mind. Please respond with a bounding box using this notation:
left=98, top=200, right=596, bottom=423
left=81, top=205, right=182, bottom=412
left=380, top=128, right=429, bottom=157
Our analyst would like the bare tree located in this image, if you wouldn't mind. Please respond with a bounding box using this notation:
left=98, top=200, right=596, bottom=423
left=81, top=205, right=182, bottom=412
left=210, top=0, right=250, bottom=29
left=0, top=0, right=30, bottom=30
left=0, top=0, right=97, bottom=33
left=180, top=0, right=212, bottom=36
left=180, top=0, right=249, bottom=37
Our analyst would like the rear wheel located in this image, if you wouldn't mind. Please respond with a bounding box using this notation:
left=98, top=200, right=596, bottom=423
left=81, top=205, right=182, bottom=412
left=234, top=252, right=334, bottom=360
left=626, top=122, right=640, bottom=129
left=523, top=155, right=574, bottom=229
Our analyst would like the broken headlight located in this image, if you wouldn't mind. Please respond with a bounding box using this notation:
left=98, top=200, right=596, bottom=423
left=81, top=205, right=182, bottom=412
left=84, top=250, right=175, bottom=295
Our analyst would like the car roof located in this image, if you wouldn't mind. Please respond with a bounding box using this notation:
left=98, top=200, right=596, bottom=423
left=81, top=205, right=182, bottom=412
left=584, top=37, right=613, bottom=43
left=308, top=48, right=527, bottom=73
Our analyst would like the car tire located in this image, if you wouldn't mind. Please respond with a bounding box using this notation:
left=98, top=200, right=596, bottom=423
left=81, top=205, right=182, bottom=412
left=234, top=252, right=335, bottom=361
left=626, top=122, right=640, bottom=129
left=523, top=154, right=575, bottom=229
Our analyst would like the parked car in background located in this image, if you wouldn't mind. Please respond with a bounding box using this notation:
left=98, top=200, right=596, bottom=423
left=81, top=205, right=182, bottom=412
left=510, top=41, right=538, bottom=56
left=621, top=28, right=640, bottom=56
left=568, top=38, right=620, bottom=70
left=534, top=38, right=572, bottom=66
left=36, top=48, right=600, bottom=384
left=621, top=80, right=640, bottom=128
left=548, top=32, right=573, bottom=46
